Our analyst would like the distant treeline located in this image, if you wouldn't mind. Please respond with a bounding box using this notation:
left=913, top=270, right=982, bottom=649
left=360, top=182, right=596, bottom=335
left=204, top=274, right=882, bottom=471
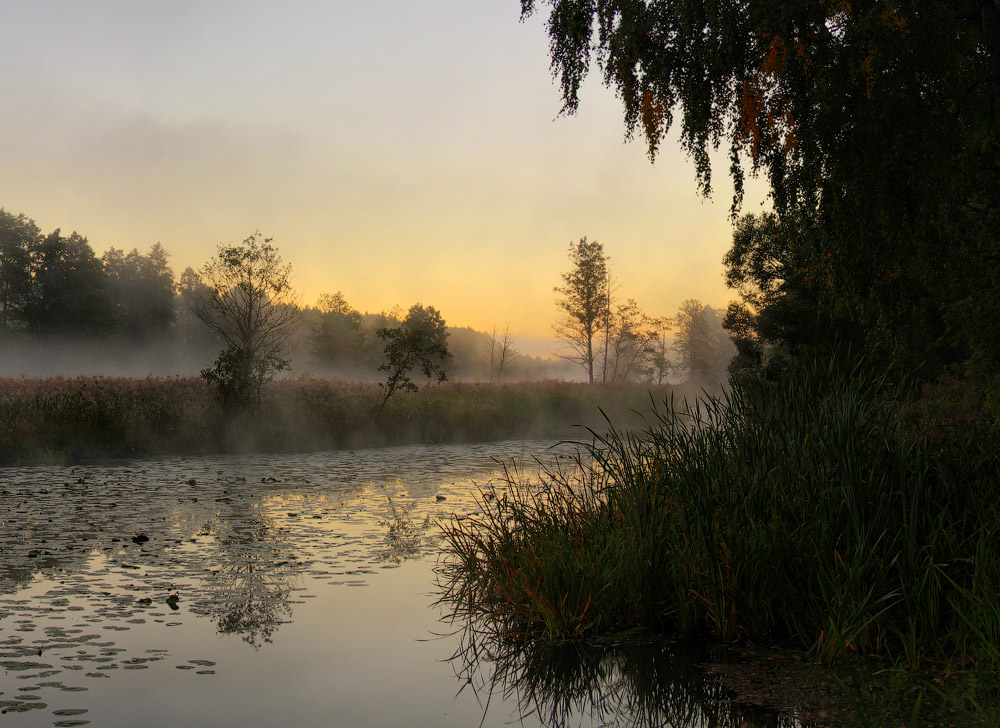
left=0, top=208, right=582, bottom=380
left=0, top=207, right=735, bottom=385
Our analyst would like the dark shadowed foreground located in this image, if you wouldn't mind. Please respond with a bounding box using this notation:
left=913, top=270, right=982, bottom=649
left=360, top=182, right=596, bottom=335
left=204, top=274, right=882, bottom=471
left=438, top=362, right=1000, bottom=726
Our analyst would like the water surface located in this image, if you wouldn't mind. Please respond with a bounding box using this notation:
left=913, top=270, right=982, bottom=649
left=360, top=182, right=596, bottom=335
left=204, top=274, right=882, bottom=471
left=1, top=441, right=797, bottom=727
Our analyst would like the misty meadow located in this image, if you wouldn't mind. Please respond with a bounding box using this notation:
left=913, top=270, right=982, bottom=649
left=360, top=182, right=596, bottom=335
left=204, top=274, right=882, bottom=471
left=3, top=1, right=1000, bottom=727
left=0, top=210, right=722, bottom=465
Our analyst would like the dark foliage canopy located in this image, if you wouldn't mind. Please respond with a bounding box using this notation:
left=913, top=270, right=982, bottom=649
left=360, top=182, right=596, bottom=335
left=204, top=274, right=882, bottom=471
left=311, top=291, right=367, bottom=369
left=523, top=0, right=1000, bottom=374
left=0, top=210, right=39, bottom=330
left=197, top=232, right=299, bottom=409
left=376, top=303, right=451, bottom=414
left=0, top=209, right=178, bottom=341
left=27, top=230, right=113, bottom=336
left=102, top=243, right=176, bottom=338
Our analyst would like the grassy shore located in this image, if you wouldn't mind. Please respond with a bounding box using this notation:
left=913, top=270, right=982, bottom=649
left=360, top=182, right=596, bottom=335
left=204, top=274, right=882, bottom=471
left=439, top=361, right=1000, bottom=726
left=0, top=376, right=670, bottom=465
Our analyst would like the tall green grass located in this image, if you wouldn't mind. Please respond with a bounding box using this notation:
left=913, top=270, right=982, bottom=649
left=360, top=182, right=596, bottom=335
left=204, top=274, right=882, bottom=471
left=439, top=360, right=1000, bottom=719
left=0, top=377, right=668, bottom=464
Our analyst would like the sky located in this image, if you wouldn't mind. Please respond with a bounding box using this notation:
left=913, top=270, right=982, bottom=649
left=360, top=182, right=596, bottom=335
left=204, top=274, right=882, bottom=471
left=0, top=1, right=767, bottom=352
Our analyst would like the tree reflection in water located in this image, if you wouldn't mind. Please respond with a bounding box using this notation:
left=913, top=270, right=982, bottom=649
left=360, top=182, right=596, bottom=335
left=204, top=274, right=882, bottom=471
left=443, top=611, right=800, bottom=728
left=376, top=497, right=432, bottom=564
left=199, top=503, right=299, bottom=649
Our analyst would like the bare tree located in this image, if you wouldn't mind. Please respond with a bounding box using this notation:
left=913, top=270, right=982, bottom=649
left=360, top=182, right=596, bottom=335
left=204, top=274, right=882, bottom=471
left=598, top=270, right=621, bottom=384
left=486, top=323, right=519, bottom=383
left=601, top=299, right=662, bottom=384
left=196, top=231, right=299, bottom=410
left=554, top=237, right=609, bottom=384
left=487, top=324, right=498, bottom=383
left=647, top=316, right=673, bottom=385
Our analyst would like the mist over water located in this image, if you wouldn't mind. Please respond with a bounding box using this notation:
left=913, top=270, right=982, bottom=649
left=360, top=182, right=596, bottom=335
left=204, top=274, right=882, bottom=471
left=0, top=330, right=588, bottom=382
left=0, top=208, right=735, bottom=388
left=0, top=336, right=205, bottom=379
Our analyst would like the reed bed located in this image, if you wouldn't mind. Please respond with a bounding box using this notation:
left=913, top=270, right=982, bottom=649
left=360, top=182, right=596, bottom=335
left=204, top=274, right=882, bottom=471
left=438, top=361, right=1000, bottom=723
left=0, top=377, right=667, bottom=464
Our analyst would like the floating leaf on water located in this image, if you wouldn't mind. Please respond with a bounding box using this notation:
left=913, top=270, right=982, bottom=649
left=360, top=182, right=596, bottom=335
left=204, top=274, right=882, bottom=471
left=2, top=701, right=48, bottom=712
left=1, top=661, right=53, bottom=671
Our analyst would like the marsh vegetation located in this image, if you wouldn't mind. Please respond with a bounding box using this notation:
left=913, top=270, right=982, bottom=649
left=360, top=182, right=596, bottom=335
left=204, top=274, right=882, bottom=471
left=0, top=377, right=673, bottom=465
left=439, top=362, right=1000, bottom=725
left=3, top=1, right=999, bottom=725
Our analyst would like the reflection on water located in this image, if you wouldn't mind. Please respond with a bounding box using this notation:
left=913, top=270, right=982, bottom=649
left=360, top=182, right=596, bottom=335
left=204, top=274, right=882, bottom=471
left=200, top=505, right=298, bottom=649
left=0, top=441, right=805, bottom=727
left=377, top=498, right=432, bottom=564
left=0, top=441, right=557, bottom=724
left=444, top=612, right=802, bottom=728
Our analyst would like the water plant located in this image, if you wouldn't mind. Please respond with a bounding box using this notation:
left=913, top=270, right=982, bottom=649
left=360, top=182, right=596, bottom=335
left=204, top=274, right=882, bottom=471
left=438, top=359, right=1000, bottom=722
left=0, top=377, right=669, bottom=464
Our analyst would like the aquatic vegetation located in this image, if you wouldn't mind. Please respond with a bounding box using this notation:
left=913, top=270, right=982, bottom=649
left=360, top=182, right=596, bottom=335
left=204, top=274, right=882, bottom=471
left=0, top=442, right=553, bottom=724
left=439, top=361, right=1000, bottom=722
left=0, top=377, right=667, bottom=464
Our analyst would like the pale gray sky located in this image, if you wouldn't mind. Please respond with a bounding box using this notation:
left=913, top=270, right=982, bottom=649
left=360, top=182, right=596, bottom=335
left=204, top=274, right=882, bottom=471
left=0, top=0, right=766, bottom=343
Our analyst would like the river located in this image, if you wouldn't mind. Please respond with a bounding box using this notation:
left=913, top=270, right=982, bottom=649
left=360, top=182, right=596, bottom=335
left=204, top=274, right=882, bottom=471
left=0, top=440, right=797, bottom=727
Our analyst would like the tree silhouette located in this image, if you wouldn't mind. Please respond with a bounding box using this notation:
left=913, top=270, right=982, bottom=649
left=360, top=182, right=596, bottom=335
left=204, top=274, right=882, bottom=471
left=103, top=243, right=176, bottom=338
left=554, top=237, right=609, bottom=384
left=673, top=300, right=733, bottom=386
left=0, top=209, right=40, bottom=331
left=375, top=303, right=450, bottom=416
left=311, top=291, right=367, bottom=371
left=25, top=230, right=113, bottom=336
left=196, top=232, right=298, bottom=410
left=523, top=0, right=1000, bottom=375
left=487, top=323, right=519, bottom=383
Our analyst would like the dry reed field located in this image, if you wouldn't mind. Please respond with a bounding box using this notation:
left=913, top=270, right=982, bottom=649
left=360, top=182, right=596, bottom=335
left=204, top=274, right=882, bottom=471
left=0, top=376, right=670, bottom=464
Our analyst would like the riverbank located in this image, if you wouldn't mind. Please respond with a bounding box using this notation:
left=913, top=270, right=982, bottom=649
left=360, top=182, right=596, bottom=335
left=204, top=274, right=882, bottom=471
left=439, top=362, right=1000, bottom=726
left=0, top=376, right=672, bottom=465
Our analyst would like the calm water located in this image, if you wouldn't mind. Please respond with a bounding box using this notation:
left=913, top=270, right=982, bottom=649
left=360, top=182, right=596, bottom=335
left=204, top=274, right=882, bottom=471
left=0, top=441, right=796, bottom=727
